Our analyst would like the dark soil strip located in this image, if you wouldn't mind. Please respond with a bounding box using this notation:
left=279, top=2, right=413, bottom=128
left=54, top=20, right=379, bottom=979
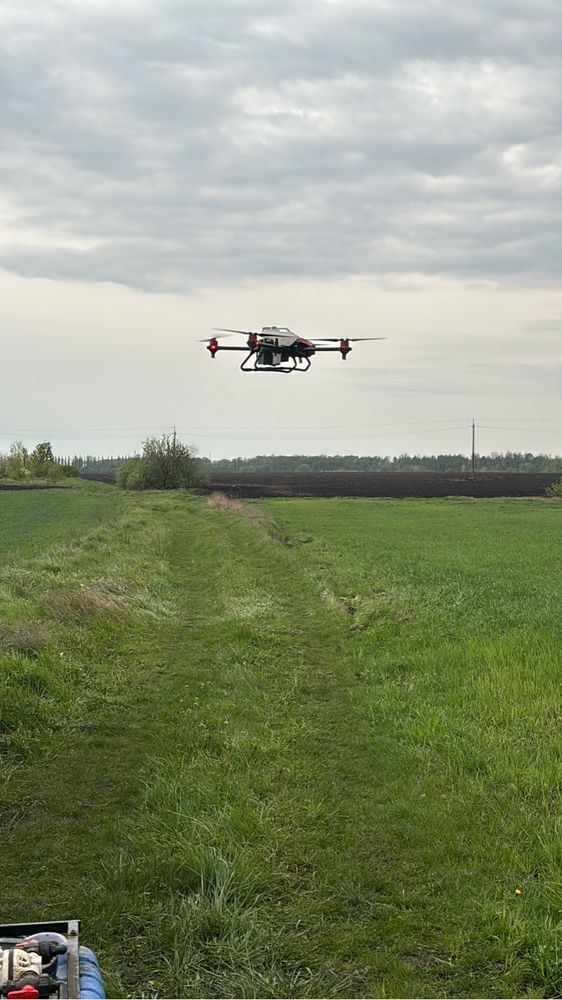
left=207, top=471, right=559, bottom=498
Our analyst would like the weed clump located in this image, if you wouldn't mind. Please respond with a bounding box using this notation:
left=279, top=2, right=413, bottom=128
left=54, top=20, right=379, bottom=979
left=42, top=586, right=128, bottom=621
left=206, top=493, right=273, bottom=535
left=0, top=621, right=49, bottom=657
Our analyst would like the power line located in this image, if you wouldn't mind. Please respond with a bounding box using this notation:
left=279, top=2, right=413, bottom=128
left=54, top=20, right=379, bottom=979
left=0, top=425, right=173, bottom=434
left=187, top=426, right=471, bottom=441
left=477, top=417, right=562, bottom=424
left=1, top=418, right=561, bottom=435
left=0, top=419, right=467, bottom=433
left=0, top=420, right=560, bottom=451
left=18, top=425, right=468, bottom=442
left=479, top=425, right=562, bottom=435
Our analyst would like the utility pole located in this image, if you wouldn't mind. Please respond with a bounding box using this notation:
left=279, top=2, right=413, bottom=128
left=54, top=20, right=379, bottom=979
left=168, top=425, right=177, bottom=490
left=471, top=418, right=476, bottom=479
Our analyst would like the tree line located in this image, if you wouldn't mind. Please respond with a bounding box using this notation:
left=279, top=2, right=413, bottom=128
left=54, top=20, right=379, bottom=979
left=7, top=444, right=560, bottom=482
left=197, top=452, right=562, bottom=474
left=73, top=450, right=562, bottom=475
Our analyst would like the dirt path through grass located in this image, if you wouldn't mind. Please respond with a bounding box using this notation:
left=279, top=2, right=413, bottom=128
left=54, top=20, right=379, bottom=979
left=86, top=501, right=456, bottom=998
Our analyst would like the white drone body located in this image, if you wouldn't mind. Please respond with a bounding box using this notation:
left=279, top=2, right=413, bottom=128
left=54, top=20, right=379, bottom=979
left=258, top=326, right=300, bottom=347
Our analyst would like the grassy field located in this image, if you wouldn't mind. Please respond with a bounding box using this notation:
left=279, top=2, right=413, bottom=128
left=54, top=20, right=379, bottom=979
left=0, top=483, right=124, bottom=559
left=1, top=487, right=561, bottom=998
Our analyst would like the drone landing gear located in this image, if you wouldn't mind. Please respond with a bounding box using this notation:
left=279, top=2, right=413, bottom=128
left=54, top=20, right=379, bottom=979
left=240, top=352, right=311, bottom=373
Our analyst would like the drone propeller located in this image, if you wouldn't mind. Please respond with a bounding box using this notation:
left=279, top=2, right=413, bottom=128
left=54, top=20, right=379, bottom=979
left=314, top=336, right=387, bottom=342
left=213, top=328, right=258, bottom=336
left=197, top=333, right=236, bottom=341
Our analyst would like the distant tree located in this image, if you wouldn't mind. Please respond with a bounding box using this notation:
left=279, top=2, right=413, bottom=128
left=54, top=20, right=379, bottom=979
left=117, top=434, right=206, bottom=490
left=7, top=441, right=29, bottom=480
left=33, top=441, right=54, bottom=463
left=29, top=441, right=55, bottom=479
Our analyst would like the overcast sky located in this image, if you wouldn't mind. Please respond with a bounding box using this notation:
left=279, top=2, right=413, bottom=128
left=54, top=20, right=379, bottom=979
left=1, top=0, right=561, bottom=459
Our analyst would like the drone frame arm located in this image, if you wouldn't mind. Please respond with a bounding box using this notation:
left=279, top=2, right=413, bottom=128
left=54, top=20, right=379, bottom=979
left=207, top=342, right=255, bottom=358
left=312, top=342, right=352, bottom=360
left=210, top=345, right=253, bottom=351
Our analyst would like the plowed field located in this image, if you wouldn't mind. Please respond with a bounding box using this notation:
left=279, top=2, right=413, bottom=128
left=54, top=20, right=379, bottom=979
left=207, top=470, right=559, bottom=498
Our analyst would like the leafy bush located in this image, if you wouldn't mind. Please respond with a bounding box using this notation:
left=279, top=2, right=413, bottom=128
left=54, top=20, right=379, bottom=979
left=60, top=464, right=79, bottom=478
left=116, top=457, right=145, bottom=490
left=0, top=441, right=78, bottom=482
left=117, top=435, right=206, bottom=491
left=546, top=479, right=562, bottom=497
left=7, top=441, right=29, bottom=480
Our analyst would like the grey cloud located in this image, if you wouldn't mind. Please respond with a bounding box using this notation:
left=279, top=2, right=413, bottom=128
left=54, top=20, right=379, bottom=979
left=0, top=0, right=561, bottom=290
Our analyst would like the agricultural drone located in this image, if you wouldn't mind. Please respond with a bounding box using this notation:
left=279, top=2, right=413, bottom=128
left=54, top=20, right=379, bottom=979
left=200, top=327, right=386, bottom=373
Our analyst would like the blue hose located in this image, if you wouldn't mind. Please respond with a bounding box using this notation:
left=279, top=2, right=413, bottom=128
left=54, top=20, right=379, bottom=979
left=57, top=946, right=106, bottom=998
left=78, top=947, right=106, bottom=999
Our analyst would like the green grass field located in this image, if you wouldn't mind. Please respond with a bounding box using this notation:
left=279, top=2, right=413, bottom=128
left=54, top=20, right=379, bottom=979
left=1, top=487, right=561, bottom=998
left=0, top=483, right=123, bottom=559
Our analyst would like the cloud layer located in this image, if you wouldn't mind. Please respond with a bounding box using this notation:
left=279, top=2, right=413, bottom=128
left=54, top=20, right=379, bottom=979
left=0, top=0, right=560, bottom=290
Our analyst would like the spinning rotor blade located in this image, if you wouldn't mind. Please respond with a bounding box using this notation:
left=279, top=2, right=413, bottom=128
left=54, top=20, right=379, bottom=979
left=213, top=328, right=258, bottom=336
left=314, top=336, right=387, bottom=342
left=198, top=334, right=235, bottom=341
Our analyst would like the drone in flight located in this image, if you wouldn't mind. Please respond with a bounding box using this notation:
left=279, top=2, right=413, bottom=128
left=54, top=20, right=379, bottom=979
left=200, top=326, right=386, bottom=373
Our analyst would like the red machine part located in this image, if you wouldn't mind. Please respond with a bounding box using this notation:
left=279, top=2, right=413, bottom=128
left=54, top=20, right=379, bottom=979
left=206, top=337, right=219, bottom=358
left=7, top=988, right=39, bottom=999
left=339, top=338, right=351, bottom=359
